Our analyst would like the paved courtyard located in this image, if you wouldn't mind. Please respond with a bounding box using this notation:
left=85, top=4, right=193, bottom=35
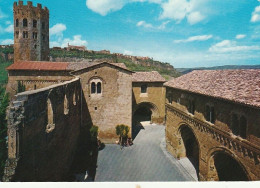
left=94, top=124, right=197, bottom=181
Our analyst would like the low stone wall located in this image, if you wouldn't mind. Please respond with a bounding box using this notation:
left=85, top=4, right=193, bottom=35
left=3, top=78, right=86, bottom=181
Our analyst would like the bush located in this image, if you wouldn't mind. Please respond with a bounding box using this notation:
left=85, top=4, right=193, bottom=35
left=90, top=125, right=99, bottom=142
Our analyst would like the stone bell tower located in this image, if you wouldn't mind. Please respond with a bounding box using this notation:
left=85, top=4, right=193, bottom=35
left=13, top=1, right=49, bottom=63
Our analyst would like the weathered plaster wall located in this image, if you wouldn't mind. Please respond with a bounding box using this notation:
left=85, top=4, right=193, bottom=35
left=3, top=78, right=86, bottom=181
left=76, top=64, right=132, bottom=143
left=132, top=82, right=165, bottom=124
left=165, top=87, right=260, bottom=181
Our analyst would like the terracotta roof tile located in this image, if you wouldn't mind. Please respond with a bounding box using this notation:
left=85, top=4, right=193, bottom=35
left=164, top=69, right=260, bottom=108
left=6, top=61, right=70, bottom=71
left=132, top=71, right=166, bottom=82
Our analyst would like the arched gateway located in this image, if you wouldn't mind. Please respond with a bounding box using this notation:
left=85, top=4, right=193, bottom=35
left=207, top=149, right=250, bottom=181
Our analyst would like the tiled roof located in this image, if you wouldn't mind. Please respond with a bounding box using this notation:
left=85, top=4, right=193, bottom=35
left=164, top=69, right=260, bottom=108
left=6, top=61, right=129, bottom=72
left=6, top=61, right=71, bottom=71
left=132, top=71, right=166, bottom=82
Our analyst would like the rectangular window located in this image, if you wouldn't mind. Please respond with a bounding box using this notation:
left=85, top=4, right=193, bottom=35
left=33, top=32, right=38, bottom=39
left=42, top=34, right=45, bottom=41
left=33, top=20, right=37, bottom=28
left=42, top=22, right=45, bottom=29
left=23, top=31, right=28, bottom=38
left=141, top=84, right=147, bottom=93
left=15, top=31, right=19, bottom=39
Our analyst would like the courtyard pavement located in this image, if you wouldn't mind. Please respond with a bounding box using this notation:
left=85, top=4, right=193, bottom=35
left=94, top=124, right=197, bottom=182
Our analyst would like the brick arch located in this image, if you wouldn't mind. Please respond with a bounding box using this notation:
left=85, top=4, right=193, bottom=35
left=206, top=146, right=250, bottom=181
left=177, top=123, right=200, bottom=178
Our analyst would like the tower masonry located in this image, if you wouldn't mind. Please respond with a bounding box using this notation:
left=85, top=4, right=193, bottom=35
left=13, top=1, right=49, bottom=62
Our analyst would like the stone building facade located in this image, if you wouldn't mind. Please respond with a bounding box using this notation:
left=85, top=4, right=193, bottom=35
left=132, top=71, right=166, bottom=124
left=164, top=70, right=260, bottom=181
left=13, top=1, right=49, bottom=62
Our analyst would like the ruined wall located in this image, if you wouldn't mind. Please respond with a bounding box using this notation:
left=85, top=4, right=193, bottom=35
left=3, top=78, right=84, bottom=181
left=165, top=87, right=260, bottom=181
left=13, top=1, right=49, bottom=62
left=6, top=70, right=73, bottom=99
left=132, top=82, right=165, bottom=124
left=75, top=64, right=132, bottom=143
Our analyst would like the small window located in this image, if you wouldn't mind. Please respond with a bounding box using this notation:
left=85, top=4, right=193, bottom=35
left=239, top=116, right=247, bottom=139
left=231, top=114, right=239, bottom=135
left=15, top=31, right=19, bottom=39
left=23, top=31, right=28, bottom=38
left=34, top=85, right=36, bottom=90
left=42, top=34, right=45, bottom=41
left=97, top=82, right=101, bottom=94
left=33, top=20, right=37, bottom=28
left=95, top=107, right=97, bottom=111
left=141, top=84, right=147, bottom=93
left=91, top=82, right=96, bottom=94
left=16, top=19, right=19, bottom=27
left=23, top=18, right=27, bottom=27
left=42, top=22, right=45, bottom=29
left=33, top=32, right=37, bottom=39
left=210, top=106, right=215, bottom=123
left=206, top=105, right=210, bottom=121
left=188, top=100, right=195, bottom=115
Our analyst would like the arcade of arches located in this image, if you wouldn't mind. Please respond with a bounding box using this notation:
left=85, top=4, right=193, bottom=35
left=165, top=105, right=256, bottom=181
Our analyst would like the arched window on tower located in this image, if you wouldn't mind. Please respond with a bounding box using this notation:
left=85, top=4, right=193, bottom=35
left=97, top=82, right=102, bottom=94
left=91, top=82, right=96, bottom=94
left=239, top=116, right=247, bottom=139
left=16, top=19, right=19, bottom=27
left=23, top=18, right=27, bottom=27
left=33, top=20, right=37, bottom=28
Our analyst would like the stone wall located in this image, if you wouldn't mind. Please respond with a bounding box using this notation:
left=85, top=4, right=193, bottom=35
left=6, top=70, right=73, bottom=99
left=74, top=64, right=132, bottom=143
left=3, top=78, right=89, bottom=181
left=132, top=82, right=165, bottom=124
left=165, top=87, right=260, bottom=181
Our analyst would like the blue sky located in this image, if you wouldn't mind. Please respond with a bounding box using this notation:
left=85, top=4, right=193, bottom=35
left=0, top=0, right=260, bottom=68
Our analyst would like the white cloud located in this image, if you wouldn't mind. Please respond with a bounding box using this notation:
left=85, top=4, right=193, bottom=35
left=50, top=23, right=67, bottom=36
left=5, top=24, right=13, bottom=33
left=209, top=40, right=260, bottom=53
left=159, top=0, right=206, bottom=24
left=137, top=21, right=153, bottom=28
left=86, top=0, right=126, bottom=16
left=187, top=11, right=205, bottom=25
left=5, top=21, right=11, bottom=25
left=174, top=34, right=212, bottom=43
left=51, top=35, right=88, bottom=48
left=1, top=39, right=14, bottom=45
left=236, top=34, right=246, bottom=39
left=251, top=6, right=260, bottom=22
left=137, top=20, right=170, bottom=30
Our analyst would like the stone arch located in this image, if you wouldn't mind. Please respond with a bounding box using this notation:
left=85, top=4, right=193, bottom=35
left=177, top=124, right=200, bottom=177
left=206, top=147, right=250, bottom=181
left=133, top=102, right=160, bottom=122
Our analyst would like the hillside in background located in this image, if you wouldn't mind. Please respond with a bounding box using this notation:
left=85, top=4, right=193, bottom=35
left=0, top=45, right=182, bottom=81
left=177, top=64, right=260, bottom=74
left=49, top=48, right=181, bottom=79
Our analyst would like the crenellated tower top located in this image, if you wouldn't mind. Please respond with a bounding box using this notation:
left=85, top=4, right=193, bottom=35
left=13, top=1, right=49, bottom=62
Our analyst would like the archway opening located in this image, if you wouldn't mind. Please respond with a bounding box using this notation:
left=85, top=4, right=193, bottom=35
left=132, top=102, right=158, bottom=140
left=213, top=152, right=249, bottom=181
left=179, top=125, right=199, bottom=178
